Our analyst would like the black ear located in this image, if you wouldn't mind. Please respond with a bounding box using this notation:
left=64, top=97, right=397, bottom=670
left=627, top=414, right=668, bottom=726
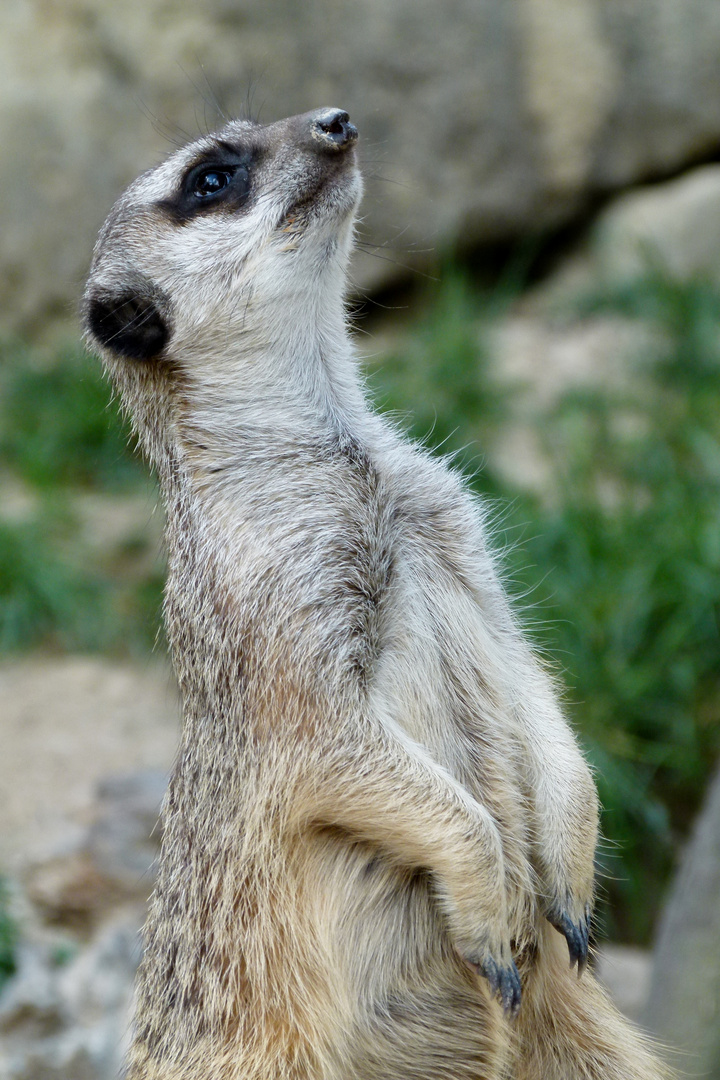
left=85, top=291, right=169, bottom=361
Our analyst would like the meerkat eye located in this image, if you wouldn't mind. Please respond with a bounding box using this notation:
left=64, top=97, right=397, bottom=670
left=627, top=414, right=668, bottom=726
left=168, top=158, right=252, bottom=218
left=193, top=168, right=234, bottom=199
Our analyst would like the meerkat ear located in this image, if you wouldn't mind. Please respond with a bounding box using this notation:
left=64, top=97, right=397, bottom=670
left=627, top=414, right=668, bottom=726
left=85, top=290, right=170, bottom=361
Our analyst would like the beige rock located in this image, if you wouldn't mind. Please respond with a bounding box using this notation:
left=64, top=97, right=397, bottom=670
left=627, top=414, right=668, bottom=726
left=489, top=311, right=654, bottom=493
left=0, top=657, right=178, bottom=872
left=519, top=0, right=618, bottom=192
left=24, top=769, right=168, bottom=931
left=593, top=164, right=720, bottom=284
left=26, top=851, right=122, bottom=931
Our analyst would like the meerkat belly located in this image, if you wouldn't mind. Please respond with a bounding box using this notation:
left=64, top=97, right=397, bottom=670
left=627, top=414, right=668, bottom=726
left=291, top=824, right=498, bottom=1080
left=273, top=555, right=534, bottom=1074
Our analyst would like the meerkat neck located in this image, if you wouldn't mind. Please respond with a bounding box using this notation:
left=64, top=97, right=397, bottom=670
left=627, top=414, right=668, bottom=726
left=157, top=309, right=382, bottom=726
left=170, top=306, right=379, bottom=480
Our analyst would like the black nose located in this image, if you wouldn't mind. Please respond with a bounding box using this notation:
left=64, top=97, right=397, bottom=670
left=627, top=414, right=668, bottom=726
left=310, top=109, right=358, bottom=152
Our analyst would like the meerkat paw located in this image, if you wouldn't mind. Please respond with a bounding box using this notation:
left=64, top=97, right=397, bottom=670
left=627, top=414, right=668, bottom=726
left=533, top=774, right=597, bottom=972
left=546, top=899, right=592, bottom=972
left=457, top=939, right=522, bottom=1016
left=472, top=954, right=522, bottom=1017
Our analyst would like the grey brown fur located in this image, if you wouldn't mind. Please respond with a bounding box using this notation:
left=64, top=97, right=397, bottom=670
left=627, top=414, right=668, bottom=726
left=83, top=108, right=673, bottom=1079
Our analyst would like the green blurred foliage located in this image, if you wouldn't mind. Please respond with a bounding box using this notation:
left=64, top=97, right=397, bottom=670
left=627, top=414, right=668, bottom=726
left=0, top=342, right=163, bottom=655
left=0, top=876, right=17, bottom=991
left=530, top=276, right=720, bottom=939
left=0, top=344, right=144, bottom=491
left=369, top=268, right=720, bottom=942
left=0, top=510, right=105, bottom=652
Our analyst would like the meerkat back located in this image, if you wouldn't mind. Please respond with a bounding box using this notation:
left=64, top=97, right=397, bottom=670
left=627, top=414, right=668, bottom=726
left=84, top=108, right=673, bottom=1080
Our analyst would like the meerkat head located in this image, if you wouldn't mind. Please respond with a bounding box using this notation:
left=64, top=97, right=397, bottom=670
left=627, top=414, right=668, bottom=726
left=83, top=108, right=363, bottom=468
left=84, top=108, right=361, bottom=363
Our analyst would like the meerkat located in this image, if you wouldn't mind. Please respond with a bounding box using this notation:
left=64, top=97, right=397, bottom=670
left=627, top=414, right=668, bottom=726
left=83, top=107, right=673, bottom=1080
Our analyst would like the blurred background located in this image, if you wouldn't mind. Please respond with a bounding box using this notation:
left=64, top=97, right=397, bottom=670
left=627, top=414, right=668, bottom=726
left=2, top=0, right=720, bottom=1076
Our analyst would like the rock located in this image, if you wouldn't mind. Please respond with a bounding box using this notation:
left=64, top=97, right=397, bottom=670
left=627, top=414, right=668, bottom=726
left=25, top=852, right=123, bottom=933
left=0, top=764, right=165, bottom=1076
left=0, top=1047, right=98, bottom=1080
left=25, top=769, right=166, bottom=931
left=593, top=165, right=720, bottom=285
left=5, top=0, right=720, bottom=339
left=0, top=657, right=178, bottom=874
left=0, top=915, right=140, bottom=1080
left=0, top=944, right=66, bottom=1040
left=644, top=765, right=720, bottom=1077
left=594, top=943, right=652, bottom=1026
left=56, top=915, right=140, bottom=1029
left=0, top=658, right=176, bottom=1073
left=488, top=310, right=656, bottom=493
left=490, top=311, right=645, bottom=407
left=86, top=771, right=167, bottom=895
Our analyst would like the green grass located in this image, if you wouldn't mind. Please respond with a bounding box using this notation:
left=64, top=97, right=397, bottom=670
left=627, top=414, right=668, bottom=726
left=0, top=510, right=104, bottom=652
left=367, top=269, right=509, bottom=476
left=0, top=508, right=164, bottom=657
left=0, top=877, right=17, bottom=991
left=531, top=274, right=720, bottom=939
left=0, top=341, right=163, bottom=655
left=0, top=342, right=143, bottom=491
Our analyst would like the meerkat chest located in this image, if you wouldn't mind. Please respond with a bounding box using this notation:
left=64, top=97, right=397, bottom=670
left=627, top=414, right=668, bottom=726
left=368, top=548, right=500, bottom=783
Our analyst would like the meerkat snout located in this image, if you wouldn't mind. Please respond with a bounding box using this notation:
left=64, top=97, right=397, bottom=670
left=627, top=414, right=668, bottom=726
left=309, top=108, right=359, bottom=151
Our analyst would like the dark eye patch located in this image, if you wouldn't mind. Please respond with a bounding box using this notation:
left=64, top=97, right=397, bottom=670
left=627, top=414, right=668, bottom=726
left=157, top=142, right=255, bottom=223
left=184, top=161, right=250, bottom=204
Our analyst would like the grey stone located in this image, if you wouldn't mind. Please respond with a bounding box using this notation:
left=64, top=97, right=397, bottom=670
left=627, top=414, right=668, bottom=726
left=644, top=766, right=720, bottom=1077
left=0, top=944, right=67, bottom=1039
left=0, top=656, right=178, bottom=876
left=87, top=770, right=167, bottom=894
left=0, top=915, right=140, bottom=1080
left=593, top=165, right=720, bottom=285
left=5, top=0, right=720, bottom=339
left=25, top=769, right=166, bottom=929
left=2, top=1045, right=99, bottom=1080
left=594, top=943, right=652, bottom=1026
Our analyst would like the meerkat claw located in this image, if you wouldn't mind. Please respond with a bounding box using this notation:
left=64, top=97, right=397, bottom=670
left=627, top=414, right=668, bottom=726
left=472, top=956, right=522, bottom=1017
left=499, top=961, right=522, bottom=1017
left=549, top=908, right=591, bottom=972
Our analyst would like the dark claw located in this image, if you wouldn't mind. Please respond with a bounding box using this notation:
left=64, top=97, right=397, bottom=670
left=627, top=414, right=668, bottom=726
left=499, top=960, right=522, bottom=1017
left=480, top=955, right=500, bottom=996
left=548, top=906, right=591, bottom=973
left=478, top=957, right=522, bottom=1017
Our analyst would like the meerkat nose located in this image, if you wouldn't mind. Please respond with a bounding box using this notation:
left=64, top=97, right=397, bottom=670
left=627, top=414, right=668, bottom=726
left=309, top=108, right=359, bottom=152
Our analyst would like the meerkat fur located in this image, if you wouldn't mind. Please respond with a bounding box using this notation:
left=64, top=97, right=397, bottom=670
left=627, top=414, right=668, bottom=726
left=83, top=107, right=673, bottom=1080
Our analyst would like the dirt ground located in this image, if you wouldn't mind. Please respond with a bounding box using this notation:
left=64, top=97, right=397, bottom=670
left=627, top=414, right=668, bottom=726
left=0, top=656, right=179, bottom=873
